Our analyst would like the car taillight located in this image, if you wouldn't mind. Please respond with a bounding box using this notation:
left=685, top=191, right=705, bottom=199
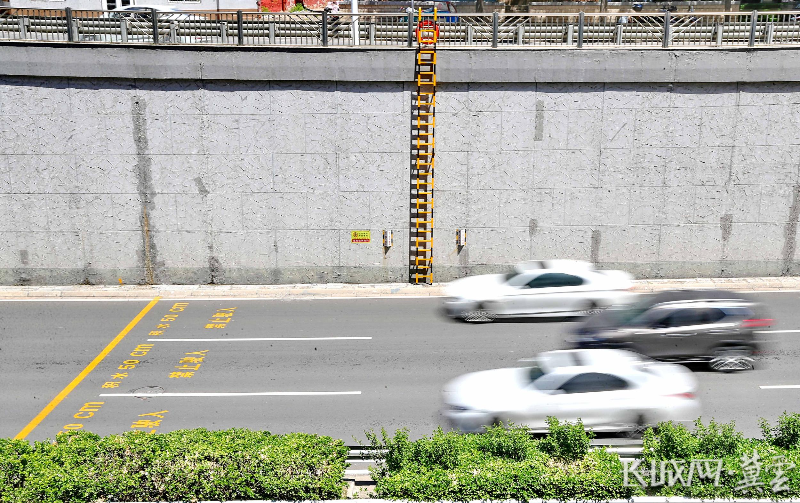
left=742, top=319, right=773, bottom=328
left=667, top=392, right=695, bottom=400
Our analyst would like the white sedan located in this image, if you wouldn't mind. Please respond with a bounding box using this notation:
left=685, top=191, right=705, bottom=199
left=441, top=349, right=700, bottom=434
left=442, top=260, right=635, bottom=322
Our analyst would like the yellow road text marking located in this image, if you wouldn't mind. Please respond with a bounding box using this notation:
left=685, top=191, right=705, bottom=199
left=14, top=297, right=161, bottom=440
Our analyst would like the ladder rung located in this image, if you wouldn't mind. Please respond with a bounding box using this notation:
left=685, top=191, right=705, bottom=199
left=415, top=171, right=432, bottom=176
left=417, top=75, right=437, bottom=86
left=417, top=118, right=435, bottom=127
left=415, top=220, right=433, bottom=225
left=416, top=131, right=434, bottom=136
left=418, top=111, right=434, bottom=116
left=415, top=200, right=434, bottom=205
left=417, top=54, right=437, bottom=65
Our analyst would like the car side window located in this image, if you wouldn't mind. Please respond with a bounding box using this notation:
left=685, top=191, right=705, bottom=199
left=629, top=309, right=671, bottom=328
left=665, top=308, right=707, bottom=328
left=557, top=373, right=629, bottom=394
left=704, top=308, right=727, bottom=323
left=527, top=273, right=584, bottom=289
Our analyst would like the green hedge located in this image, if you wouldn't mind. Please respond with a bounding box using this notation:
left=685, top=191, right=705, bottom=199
left=641, top=414, right=800, bottom=499
left=367, top=415, right=800, bottom=501
left=0, top=429, right=348, bottom=503
left=365, top=421, right=636, bottom=501
left=6, top=416, right=800, bottom=502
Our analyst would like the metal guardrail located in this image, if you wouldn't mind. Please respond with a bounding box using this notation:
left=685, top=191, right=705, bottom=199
left=345, top=444, right=643, bottom=460
left=1, top=8, right=799, bottom=47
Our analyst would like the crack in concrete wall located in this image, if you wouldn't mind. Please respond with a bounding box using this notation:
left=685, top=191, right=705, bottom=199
left=782, top=185, right=800, bottom=276
left=591, top=230, right=601, bottom=265
left=131, top=97, right=161, bottom=285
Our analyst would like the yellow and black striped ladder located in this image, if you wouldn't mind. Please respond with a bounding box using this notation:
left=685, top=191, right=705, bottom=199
left=409, top=8, right=437, bottom=285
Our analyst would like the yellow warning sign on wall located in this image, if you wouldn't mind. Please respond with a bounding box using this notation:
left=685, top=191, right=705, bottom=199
left=351, top=231, right=371, bottom=243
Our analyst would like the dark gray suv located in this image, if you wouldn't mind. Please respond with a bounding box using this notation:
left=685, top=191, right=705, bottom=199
left=567, top=290, right=772, bottom=371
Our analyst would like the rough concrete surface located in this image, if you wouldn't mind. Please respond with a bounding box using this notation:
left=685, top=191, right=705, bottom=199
left=1, top=51, right=800, bottom=284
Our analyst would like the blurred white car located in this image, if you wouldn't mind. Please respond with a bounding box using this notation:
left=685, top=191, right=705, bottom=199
left=442, top=260, right=635, bottom=322
left=441, top=349, right=700, bottom=434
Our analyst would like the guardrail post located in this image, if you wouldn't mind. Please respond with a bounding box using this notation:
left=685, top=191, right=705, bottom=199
left=369, top=21, right=375, bottom=44
left=566, top=23, right=573, bottom=45
left=169, top=20, right=177, bottom=43
left=765, top=21, right=774, bottom=44
left=577, top=11, right=584, bottom=48
left=714, top=21, right=722, bottom=46
left=18, top=16, right=29, bottom=39
left=748, top=10, right=757, bottom=46
left=466, top=24, right=473, bottom=44
left=65, top=7, right=74, bottom=42
left=492, top=11, right=498, bottom=47
left=516, top=23, right=524, bottom=45
left=151, top=8, right=159, bottom=44
left=662, top=9, right=670, bottom=48
left=120, top=18, right=128, bottom=42
left=407, top=10, right=413, bottom=47
left=237, top=10, right=243, bottom=45
left=322, top=10, right=328, bottom=46
left=614, top=22, right=622, bottom=45
left=269, top=18, right=275, bottom=44
left=220, top=21, right=228, bottom=44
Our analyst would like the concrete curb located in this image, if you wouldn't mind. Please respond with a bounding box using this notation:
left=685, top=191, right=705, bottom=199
left=0, top=277, right=798, bottom=300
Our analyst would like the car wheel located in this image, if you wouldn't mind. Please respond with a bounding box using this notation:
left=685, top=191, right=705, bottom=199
left=624, top=414, right=649, bottom=439
left=462, top=304, right=496, bottom=323
left=578, top=300, right=603, bottom=317
left=709, top=346, right=754, bottom=372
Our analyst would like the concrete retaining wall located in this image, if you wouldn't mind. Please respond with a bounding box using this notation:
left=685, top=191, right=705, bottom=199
left=0, top=45, right=799, bottom=284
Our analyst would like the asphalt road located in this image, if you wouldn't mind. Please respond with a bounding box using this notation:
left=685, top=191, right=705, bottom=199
left=2, top=292, right=799, bottom=443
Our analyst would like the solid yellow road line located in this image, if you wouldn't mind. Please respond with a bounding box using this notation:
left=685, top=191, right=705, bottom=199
left=14, top=297, right=161, bottom=440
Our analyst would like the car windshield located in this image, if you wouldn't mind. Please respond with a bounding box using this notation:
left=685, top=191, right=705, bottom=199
left=528, top=365, right=544, bottom=382
left=613, top=297, right=656, bottom=325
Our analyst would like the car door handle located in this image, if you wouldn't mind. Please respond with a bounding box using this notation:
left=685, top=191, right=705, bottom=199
left=663, top=332, right=695, bottom=337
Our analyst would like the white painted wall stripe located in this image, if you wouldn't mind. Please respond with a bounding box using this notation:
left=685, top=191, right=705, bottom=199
left=760, top=385, right=800, bottom=389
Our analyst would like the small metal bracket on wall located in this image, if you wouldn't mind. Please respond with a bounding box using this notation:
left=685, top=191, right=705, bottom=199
left=456, top=229, right=466, bottom=248
left=383, top=230, right=394, bottom=248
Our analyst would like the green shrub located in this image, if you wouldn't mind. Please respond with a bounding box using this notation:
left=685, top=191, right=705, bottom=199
left=693, top=418, right=745, bottom=457
left=367, top=423, right=637, bottom=501
left=289, top=3, right=305, bottom=11
left=761, top=412, right=800, bottom=450
left=643, top=420, right=698, bottom=461
left=0, top=429, right=347, bottom=503
left=538, top=417, right=593, bottom=462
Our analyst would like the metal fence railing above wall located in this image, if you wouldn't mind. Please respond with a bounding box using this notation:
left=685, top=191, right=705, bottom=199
left=1, top=8, right=799, bottom=48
